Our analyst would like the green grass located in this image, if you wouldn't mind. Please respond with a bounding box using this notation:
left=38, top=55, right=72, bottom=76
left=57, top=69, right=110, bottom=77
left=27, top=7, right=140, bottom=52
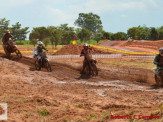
left=75, top=105, right=83, bottom=109
left=37, top=108, right=49, bottom=117
left=98, top=59, right=155, bottom=70
left=13, top=39, right=102, bottom=45
left=85, top=113, right=98, bottom=121
left=71, top=40, right=103, bottom=45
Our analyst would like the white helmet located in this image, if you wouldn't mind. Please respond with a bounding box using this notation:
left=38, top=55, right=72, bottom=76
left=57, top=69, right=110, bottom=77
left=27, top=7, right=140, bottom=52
left=159, top=48, right=163, bottom=54
left=83, top=43, right=88, bottom=47
left=37, top=41, right=43, bottom=45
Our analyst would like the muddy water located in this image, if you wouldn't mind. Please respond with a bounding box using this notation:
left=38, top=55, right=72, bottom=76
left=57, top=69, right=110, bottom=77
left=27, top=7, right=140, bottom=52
left=55, top=80, right=163, bottom=98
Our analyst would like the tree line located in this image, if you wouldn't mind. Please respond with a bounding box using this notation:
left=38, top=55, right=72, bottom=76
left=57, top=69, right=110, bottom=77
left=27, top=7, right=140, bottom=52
left=1, top=13, right=163, bottom=47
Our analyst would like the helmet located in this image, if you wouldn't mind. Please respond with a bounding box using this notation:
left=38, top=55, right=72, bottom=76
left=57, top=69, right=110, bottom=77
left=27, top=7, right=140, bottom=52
left=159, top=48, right=163, bottom=54
left=83, top=43, right=88, bottom=47
left=6, top=30, right=10, bottom=34
left=37, top=41, right=43, bottom=45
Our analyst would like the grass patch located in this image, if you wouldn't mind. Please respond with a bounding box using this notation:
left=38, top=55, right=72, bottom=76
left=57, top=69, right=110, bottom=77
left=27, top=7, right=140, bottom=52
left=85, top=113, right=98, bottom=121
left=37, top=108, right=49, bottom=117
left=75, top=105, right=83, bottom=109
left=98, top=59, right=155, bottom=70
left=100, top=111, right=110, bottom=121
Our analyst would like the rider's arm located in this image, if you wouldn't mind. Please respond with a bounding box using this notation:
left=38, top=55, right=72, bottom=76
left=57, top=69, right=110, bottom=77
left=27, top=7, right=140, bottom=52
left=91, top=47, right=94, bottom=53
left=80, top=49, right=84, bottom=57
left=33, top=47, right=37, bottom=55
left=42, top=46, right=48, bottom=51
left=9, top=34, right=14, bottom=39
left=153, top=54, right=159, bottom=65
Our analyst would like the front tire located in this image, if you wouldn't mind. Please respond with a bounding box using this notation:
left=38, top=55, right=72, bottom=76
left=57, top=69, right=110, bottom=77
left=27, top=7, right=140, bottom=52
left=45, top=60, right=52, bottom=72
left=34, top=60, right=41, bottom=71
left=155, top=74, right=163, bottom=86
left=15, top=49, right=22, bottom=58
left=91, top=62, right=98, bottom=76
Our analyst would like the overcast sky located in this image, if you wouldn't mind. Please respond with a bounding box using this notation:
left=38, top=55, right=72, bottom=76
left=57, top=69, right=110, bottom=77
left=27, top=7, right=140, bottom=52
left=0, top=0, right=163, bottom=33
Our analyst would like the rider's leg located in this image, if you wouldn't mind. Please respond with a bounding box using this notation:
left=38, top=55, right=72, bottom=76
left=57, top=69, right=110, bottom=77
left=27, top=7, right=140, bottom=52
left=37, top=55, right=41, bottom=62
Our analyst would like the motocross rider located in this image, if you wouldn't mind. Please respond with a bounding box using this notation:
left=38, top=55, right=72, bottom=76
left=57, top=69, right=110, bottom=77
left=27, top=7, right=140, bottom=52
left=33, top=41, right=48, bottom=61
left=153, top=48, right=163, bottom=75
left=2, top=30, right=14, bottom=46
left=80, top=43, right=94, bottom=74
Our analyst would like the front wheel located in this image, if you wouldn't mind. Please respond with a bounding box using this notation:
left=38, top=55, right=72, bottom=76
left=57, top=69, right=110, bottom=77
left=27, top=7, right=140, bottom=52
left=34, top=60, right=41, bottom=71
left=15, top=49, right=22, bottom=58
left=155, top=74, right=163, bottom=86
left=91, top=62, right=98, bottom=76
left=45, top=60, right=52, bottom=72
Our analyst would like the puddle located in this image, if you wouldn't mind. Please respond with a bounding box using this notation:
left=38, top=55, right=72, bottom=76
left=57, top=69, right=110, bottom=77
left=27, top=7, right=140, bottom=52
left=55, top=80, right=163, bottom=97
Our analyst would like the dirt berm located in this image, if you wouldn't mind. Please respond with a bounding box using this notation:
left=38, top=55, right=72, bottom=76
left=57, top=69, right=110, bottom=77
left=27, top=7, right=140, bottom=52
left=0, top=53, right=163, bottom=121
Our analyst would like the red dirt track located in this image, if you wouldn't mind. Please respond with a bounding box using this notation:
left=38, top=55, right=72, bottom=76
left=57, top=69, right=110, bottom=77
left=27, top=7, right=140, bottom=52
left=0, top=53, right=163, bottom=121
left=98, top=40, right=161, bottom=53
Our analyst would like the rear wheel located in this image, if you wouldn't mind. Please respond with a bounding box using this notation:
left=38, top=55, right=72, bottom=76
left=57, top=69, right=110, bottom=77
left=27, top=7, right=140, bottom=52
left=3, top=46, right=11, bottom=58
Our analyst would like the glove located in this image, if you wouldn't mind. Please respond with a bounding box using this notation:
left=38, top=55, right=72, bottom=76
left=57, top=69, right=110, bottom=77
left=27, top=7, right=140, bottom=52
left=33, top=54, right=37, bottom=58
left=157, top=62, right=161, bottom=67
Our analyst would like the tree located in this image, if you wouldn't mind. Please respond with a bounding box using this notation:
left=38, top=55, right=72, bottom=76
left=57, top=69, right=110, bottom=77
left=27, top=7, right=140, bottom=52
left=11, top=22, right=29, bottom=40
left=103, top=32, right=111, bottom=40
left=0, top=18, right=10, bottom=38
left=30, top=39, right=38, bottom=47
left=47, top=26, right=62, bottom=48
left=93, top=29, right=105, bottom=43
left=112, top=32, right=127, bottom=40
left=150, top=27, right=158, bottom=41
left=59, top=24, right=74, bottom=31
left=77, top=28, right=92, bottom=43
left=61, top=31, right=75, bottom=45
left=94, top=32, right=103, bottom=43
left=29, top=32, right=40, bottom=46
left=31, top=27, right=50, bottom=41
left=42, top=37, right=50, bottom=47
left=74, top=12, right=103, bottom=35
left=58, top=24, right=75, bottom=45
left=158, top=26, right=163, bottom=40
left=127, top=25, right=150, bottom=40
left=138, top=25, right=150, bottom=40
left=127, top=27, right=138, bottom=39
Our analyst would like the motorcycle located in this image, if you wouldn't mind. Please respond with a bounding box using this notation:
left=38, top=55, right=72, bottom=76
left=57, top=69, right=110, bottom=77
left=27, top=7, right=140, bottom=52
left=3, top=40, right=22, bottom=58
left=84, top=58, right=98, bottom=76
left=82, top=52, right=98, bottom=76
left=154, top=69, right=163, bottom=86
left=34, top=52, right=52, bottom=72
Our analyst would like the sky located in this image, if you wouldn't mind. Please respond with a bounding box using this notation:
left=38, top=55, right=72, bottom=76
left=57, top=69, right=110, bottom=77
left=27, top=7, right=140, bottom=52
left=0, top=0, right=163, bottom=33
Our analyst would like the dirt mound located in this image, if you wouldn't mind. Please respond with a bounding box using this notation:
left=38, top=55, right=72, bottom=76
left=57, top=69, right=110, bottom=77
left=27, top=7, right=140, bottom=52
left=122, top=40, right=163, bottom=48
left=1, top=53, right=163, bottom=121
left=98, top=40, right=128, bottom=47
left=99, top=40, right=163, bottom=49
left=55, top=44, right=111, bottom=55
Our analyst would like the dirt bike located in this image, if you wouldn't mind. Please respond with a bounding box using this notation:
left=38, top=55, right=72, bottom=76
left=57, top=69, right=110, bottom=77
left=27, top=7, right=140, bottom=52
left=81, top=48, right=98, bottom=76
left=84, top=58, right=98, bottom=76
left=154, top=69, right=163, bottom=86
left=3, top=40, right=22, bottom=58
left=34, top=52, right=52, bottom=72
